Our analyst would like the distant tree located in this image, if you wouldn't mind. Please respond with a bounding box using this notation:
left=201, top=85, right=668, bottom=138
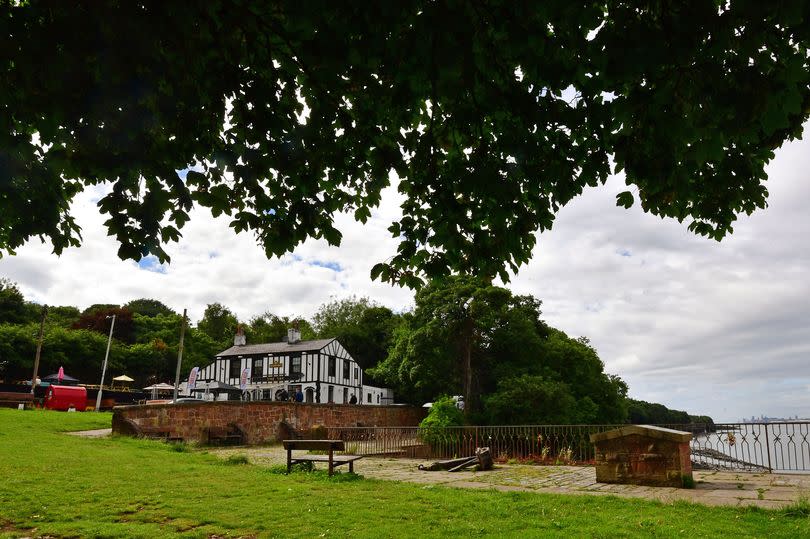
left=0, top=279, right=36, bottom=325
left=80, top=304, right=120, bottom=316
left=44, top=306, right=81, bottom=328
left=311, top=297, right=400, bottom=371
left=196, top=303, right=239, bottom=348
left=247, top=312, right=315, bottom=344
left=625, top=399, right=705, bottom=425
left=373, top=276, right=629, bottom=423
left=485, top=375, right=581, bottom=425
left=0, top=323, right=36, bottom=381
left=124, top=298, right=175, bottom=318
left=71, top=306, right=134, bottom=344
left=372, top=276, right=532, bottom=414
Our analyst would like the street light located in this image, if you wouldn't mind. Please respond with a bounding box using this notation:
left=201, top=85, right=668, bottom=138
left=95, top=314, right=116, bottom=412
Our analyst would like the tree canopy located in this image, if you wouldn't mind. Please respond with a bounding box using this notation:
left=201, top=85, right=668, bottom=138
left=3, top=2, right=808, bottom=286
left=370, top=276, right=628, bottom=423
left=311, top=297, right=400, bottom=372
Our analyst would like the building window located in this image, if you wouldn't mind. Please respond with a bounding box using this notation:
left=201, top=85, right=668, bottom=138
left=343, top=360, right=350, bottom=380
left=328, top=385, right=334, bottom=403
left=367, top=393, right=371, bottom=403
left=252, top=358, right=263, bottom=379
left=343, top=387, right=348, bottom=403
left=328, top=356, right=336, bottom=377
left=229, top=359, right=241, bottom=379
left=354, top=367, right=359, bottom=379
left=290, top=354, right=302, bottom=377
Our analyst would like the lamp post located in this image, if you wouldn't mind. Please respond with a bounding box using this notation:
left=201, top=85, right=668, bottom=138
left=95, top=314, right=116, bottom=411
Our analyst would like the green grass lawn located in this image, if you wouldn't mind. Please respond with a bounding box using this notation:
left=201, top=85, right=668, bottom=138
left=0, top=409, right=808, bottom=538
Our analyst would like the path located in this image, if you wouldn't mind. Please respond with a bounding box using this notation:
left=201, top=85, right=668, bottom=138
left=67, top=428, right=112, bottom=438
left=212, top=445, right=810, bottom=509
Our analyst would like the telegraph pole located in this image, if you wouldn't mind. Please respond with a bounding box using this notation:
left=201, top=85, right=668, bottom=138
left=30, top=305, right=48, bottom=395
left=172, top=309, right=187, bottom=403
left=95, top=314, right=116, bottom=411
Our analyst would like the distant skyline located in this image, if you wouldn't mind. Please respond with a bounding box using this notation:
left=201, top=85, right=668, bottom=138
left=2, top=124, right=808, bottom=422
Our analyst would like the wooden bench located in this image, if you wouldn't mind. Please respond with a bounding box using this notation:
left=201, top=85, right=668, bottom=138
left=205, top=424, right=245, bottom=446
left=0, top=392, right=35, bottom=409
left=282, top=439, right=363, bottom=476
left=139, top=426, right=184, bottom=443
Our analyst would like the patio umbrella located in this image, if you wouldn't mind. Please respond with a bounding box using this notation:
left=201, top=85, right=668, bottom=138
left=143, top=382, right=175, bottom=399
left=112, top=375, right=135, bottom=382
left=42, top=372, right=80, bottom=384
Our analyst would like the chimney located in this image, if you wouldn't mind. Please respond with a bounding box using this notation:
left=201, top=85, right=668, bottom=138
left=287, top=321, right=301, bottom=344
left=234, top=325, right=246, bottom=346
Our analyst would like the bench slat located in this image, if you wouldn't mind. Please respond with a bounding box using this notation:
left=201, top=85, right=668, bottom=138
left=290, top=455, right=363, bottom=463
left=282, top=439, right=345, bottom=451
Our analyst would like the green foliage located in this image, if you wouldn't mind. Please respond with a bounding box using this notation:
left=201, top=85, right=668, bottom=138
left=783, top=497, right=810, bottom=519
left=419, top=395, right=465, bottom=449
left=124, top=298, right=175, bottom=318
left=485, top=375, right=581, bottom=425
left=372, top=277, right=628, bottom=424
left=44, top=305, right=81, bottom=328
left=420, top=396, right=465, bottom=430
left=312, top=297, right=400, bottom=372
left=247, top=312, right=314, bottom=344
left=3, top=3, right=808, bottom=285
left=626, top=399, right=714, bottom=425
left=196, top=303, right=238, bottom=349
left=0, top=279, right=36, bottom=325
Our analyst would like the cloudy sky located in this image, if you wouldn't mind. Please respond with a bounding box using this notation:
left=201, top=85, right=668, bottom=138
left=2, top=125, right=808, bottom=422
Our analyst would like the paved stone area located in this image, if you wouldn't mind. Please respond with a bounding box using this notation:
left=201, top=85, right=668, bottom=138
left=211, top=445, right=810, bottom=509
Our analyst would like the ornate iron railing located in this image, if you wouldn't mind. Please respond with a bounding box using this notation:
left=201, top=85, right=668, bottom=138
left=326, top=422, right=810, bottom=472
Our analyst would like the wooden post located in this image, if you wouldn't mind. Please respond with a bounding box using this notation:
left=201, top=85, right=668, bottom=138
left=172, top=309, right=187, bottom=403
left=30, top=305, right=48, bottom=395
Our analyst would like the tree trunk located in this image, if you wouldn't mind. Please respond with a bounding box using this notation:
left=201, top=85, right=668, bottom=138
left=476, top=447, right=493, bottom=470
left=462, top=317, right=473, bottom=418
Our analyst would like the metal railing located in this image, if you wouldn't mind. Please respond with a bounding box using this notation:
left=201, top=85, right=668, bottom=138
left=326, top=422, right=810, bottom=472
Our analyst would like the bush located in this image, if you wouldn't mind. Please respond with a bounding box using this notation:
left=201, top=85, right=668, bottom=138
left=420, top=395, right=464, bottom=448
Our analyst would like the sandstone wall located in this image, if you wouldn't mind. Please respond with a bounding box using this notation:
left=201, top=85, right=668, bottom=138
left=112, top=401, right=426, bottom=444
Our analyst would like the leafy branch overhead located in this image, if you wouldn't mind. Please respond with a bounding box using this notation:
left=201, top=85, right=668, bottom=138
left=2, top=2, right=809, bottom=286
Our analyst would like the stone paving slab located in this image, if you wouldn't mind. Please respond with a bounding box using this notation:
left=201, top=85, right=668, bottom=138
left=211, top=445, right=810, bottom=509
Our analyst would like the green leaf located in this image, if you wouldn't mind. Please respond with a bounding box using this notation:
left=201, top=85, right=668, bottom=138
left=616, top=191, right=634, bottom=209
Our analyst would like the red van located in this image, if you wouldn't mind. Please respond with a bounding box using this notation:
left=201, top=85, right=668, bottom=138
left=45, top=385, right=87, bottom=411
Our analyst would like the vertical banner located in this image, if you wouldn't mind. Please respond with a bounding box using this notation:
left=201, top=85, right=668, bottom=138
left=187, top=366, right=199, bottom=392
left=240, top=367, right=251, bottom=391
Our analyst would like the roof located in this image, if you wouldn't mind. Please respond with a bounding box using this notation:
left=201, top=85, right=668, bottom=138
left=216, top=338, right=336, bottom=357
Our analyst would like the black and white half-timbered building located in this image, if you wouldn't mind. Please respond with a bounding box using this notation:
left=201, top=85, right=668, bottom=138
left=194, top=328, right=393, bottom=405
